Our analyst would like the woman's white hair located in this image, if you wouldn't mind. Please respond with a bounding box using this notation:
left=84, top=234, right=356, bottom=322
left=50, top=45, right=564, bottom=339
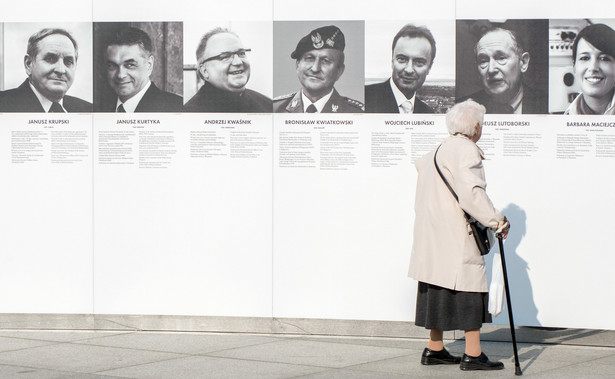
left=445, top=100, right=486, bottom=137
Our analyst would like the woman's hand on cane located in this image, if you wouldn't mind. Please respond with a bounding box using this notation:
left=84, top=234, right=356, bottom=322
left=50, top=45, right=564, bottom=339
left=495, top=217, right=510, bottom=239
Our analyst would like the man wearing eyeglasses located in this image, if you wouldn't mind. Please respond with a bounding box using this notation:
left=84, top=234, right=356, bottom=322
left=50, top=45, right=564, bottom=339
left=99, top=26, right=182, bottom=113
left=184, top=27, right=272, bottom=112
left=274, top=25, right=364, bottom=113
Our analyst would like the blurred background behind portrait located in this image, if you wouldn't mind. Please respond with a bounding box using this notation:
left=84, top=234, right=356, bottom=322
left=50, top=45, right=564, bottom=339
left=93, top=22, right=182, bottom=112
left=550, top=19, right=615, bottom=114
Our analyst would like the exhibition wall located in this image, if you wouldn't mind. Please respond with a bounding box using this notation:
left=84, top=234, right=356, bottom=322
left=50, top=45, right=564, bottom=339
left=1, top=0, right=614, bottom=331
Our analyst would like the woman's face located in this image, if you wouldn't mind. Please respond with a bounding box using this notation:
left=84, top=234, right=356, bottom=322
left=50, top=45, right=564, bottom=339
left=574, top=38, right=615, bottom=99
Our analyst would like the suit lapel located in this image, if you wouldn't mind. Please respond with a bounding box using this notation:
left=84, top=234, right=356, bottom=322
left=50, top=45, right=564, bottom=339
left=18, top=80, right=46, bottom=112
left=381, top=82, right=401, bottom=113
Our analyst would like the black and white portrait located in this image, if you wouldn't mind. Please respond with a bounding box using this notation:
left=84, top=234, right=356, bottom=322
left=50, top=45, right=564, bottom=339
left=550, top=19, right=615, bottom=115
left=183, top=21, right=272, bottom=113
left=273, top=21, right=365, bottom=113
left=365, top=20, right=455, bottom=114
left=456, top=19, right=549, bottom=115
left=0, top=22, right=92, bottom=113
left=93, top=22, right=183, bottom=113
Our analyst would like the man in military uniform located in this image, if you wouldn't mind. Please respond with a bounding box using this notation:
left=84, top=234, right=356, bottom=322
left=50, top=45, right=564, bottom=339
left=273, top=25, right=364, bottom=113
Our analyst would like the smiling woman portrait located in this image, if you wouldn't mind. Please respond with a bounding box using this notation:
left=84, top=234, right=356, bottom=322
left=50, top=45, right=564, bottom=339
left=565, top=23, right=615, bottom=115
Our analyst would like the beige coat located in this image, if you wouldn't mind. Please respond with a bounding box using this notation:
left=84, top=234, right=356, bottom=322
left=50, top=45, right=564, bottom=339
left=408, top=135, right=504, bottom=292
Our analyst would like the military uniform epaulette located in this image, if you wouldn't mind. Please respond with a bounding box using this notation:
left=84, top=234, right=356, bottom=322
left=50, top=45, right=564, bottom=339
left=344, top=97, right=365, bottom=111
left=273, top=93, right=296, bottom=101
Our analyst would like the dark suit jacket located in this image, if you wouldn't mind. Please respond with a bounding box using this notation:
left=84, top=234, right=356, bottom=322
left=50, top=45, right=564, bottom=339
left=184, top=81, right=272, bottom=113
left=0, top=79, right=92, bottom=113
left=365, top=80, right=433, bottom=113
left=458, top=85, right=548, bottom=114
left=273, top=88, right=364, bottom=113
left=97, top=82, right=183, bottom=112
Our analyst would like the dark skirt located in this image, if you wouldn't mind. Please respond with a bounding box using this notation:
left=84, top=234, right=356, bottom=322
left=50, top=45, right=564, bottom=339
left=415, top=281, right=492, bottom=331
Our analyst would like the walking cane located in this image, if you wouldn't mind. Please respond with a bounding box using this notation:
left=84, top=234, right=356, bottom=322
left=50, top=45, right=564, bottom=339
left=497, top=234, right=522, bottom=375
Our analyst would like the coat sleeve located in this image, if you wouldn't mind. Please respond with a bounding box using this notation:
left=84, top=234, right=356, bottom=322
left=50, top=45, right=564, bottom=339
left=448, top=142, right=504, bottom=227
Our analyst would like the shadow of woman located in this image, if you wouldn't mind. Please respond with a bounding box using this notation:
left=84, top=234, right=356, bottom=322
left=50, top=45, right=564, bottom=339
left=485, top=203, right=538, bottom=327
left=481, top=203, right=545, bottom=371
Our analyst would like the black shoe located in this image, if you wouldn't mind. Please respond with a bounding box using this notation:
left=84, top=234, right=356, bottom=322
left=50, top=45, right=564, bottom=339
left=459, top=352, right=505, bottom=370
left=421, top=347, right=462, bottom=365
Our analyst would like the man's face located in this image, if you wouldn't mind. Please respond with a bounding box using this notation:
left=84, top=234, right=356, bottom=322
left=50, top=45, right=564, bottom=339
left=475, top=30, right=529, bottom=102
left=391, top=36, right=433, bottom=98
left=574, top=38, right=615, bottom=100
left=25, top=34, right=76, bottom=102
left=199, top=33, right=250, bottom=93
left=105, top=44, right=153, bottom=102
left=296, top=49, right=345, bottom=100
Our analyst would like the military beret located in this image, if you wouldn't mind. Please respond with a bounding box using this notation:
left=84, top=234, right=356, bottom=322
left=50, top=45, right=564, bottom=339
left=290, top=25, right=345, bottom=59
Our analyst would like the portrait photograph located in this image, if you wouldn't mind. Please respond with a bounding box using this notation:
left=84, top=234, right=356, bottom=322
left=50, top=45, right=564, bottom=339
left=183, top=21, right=272, bottom=113
left=456, top=19, right=549, bottom=115
left=0, top=22, right=93, bottom=113
left=550, top=19, right=615, bottom=115
left=273, top=20, right=365, bottom=113
left=93, top=22, right=183, bottom=113
left=365, top=20, right=455, bottom=114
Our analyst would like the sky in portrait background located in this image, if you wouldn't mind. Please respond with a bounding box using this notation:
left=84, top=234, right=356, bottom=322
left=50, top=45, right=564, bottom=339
left=183, top=21, right=273, bottom=102
left=2, top=22, right=93, bottom=103
left=273, top=20, right=365, bottom=103
left=364, top=19, right=455, bottom=86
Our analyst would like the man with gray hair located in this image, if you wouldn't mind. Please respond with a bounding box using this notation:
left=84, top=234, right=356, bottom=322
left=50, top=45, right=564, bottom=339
left=458, top=27, right=547, bottom=114
left=0, top=28, right=92, bottom=112
left=100, top=26, right=182, bottom=113
left=184, top=27, right=271, bottom=112
left=274, top=25, right=364, bottom=113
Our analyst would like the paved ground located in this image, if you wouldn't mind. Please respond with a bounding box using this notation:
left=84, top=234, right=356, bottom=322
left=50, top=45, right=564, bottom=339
left=0, top=330, right=612, bottom=378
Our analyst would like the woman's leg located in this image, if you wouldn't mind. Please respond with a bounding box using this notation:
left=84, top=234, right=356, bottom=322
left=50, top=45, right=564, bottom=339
left=464, top=329, right=481, bottom=356
left=460, top=328, right=504, bottom=370
left=427, top=329, right=444, bottom=351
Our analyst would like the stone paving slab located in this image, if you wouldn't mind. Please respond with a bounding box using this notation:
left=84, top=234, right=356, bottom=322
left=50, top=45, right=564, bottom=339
left=0, top=329, right=610, bottom=378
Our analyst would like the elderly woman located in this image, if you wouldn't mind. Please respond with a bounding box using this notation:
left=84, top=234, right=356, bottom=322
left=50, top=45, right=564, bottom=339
left=409, top=100, right=510, bottom=371
left=565, top=23, right=615, bottom=115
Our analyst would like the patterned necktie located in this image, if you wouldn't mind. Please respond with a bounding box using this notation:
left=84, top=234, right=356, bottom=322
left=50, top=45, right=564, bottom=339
left=399, top=100, right=413, bottom=114
left=306, top=104, right=318, bottom=113
left=117, top=104, right=126, bottom=113
left=49, top=102, right=64, bottom=113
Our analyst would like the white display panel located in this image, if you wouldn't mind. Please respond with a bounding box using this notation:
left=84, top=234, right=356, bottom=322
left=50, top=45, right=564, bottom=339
left=0, top=114, right=93, bottom=313
left=273, top=113, right=445, bottom=321
left=0, top=0, right=614, bottom=331
left=92, top=113, right=273, bottom=316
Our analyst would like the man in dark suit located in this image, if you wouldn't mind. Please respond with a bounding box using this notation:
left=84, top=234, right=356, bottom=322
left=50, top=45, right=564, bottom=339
left=457, top=27, right=547, bottom=114
left=100, top=27, right=182, bottom=113
left=184, top=27, right=271, bottom=113
left=273, top=25, right=364, bottom=113
left=365, top=24, right=435, bottom=114
left=0, top=28, right=92, bottom=113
